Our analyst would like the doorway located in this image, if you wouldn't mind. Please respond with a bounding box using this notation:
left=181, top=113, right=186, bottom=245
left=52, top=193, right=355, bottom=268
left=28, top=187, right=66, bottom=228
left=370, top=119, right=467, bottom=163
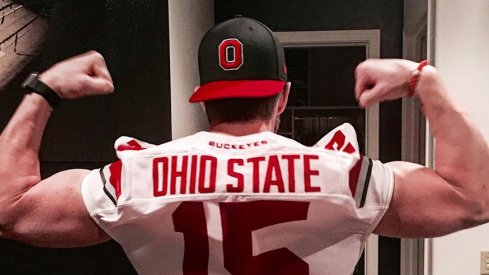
left=276, top=29, right=381, bottom=275
left=279, top=46, right=365, bottom=149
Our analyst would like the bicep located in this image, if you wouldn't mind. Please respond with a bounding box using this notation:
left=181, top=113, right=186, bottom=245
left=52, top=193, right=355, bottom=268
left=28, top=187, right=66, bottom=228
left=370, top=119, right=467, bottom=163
left=8, top=169, right=110, bottom=247
left=374, top=161, right=475, bottom=238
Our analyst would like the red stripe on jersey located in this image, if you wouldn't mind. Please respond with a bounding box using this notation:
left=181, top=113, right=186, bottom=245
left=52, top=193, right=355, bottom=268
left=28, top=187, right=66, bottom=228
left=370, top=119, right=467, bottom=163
left=348, top=157, right=363, bottom=196
left=117, top=139, right=145, bottom=151
left=109, top=160, right=123, bottom=199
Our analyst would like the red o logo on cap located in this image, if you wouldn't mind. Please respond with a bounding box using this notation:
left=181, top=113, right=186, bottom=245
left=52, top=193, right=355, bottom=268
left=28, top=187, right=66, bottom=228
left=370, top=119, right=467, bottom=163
left=219, top=39, right=243, bottom=70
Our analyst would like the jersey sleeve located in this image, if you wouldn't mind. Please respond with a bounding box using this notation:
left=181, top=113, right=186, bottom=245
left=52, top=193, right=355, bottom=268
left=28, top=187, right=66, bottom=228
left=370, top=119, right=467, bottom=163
left=81, top=136, right=155, bottom=229
left=351, top=156, right=395, bottom=238
left=81, top=161, right=121, bottom=217
left=314, top=123, right=395, bottom=235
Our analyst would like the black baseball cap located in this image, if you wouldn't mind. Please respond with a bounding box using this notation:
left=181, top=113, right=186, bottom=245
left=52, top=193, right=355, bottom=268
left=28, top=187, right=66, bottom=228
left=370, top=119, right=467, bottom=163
left=189, top=16, right=288, bottom=103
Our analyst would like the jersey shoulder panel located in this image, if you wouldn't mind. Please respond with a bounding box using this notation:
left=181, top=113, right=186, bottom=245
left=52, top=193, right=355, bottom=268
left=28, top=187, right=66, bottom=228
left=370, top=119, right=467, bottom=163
left=313, top=123, right=360, bottom=155
left=113, top=136, right=157, bottom=159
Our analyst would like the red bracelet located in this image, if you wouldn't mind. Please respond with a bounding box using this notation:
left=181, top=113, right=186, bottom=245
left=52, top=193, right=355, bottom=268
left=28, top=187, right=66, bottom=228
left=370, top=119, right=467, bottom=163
left=407, top=60, right=429, bottom=97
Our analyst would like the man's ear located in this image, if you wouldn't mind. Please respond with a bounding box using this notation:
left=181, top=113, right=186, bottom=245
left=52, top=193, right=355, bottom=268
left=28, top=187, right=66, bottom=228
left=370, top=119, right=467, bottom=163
left=277, top=82, right=291, bottom=115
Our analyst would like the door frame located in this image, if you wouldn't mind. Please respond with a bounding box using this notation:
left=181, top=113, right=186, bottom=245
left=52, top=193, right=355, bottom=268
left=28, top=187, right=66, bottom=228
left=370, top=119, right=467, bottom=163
left=276, top=29, right=381, bottom=275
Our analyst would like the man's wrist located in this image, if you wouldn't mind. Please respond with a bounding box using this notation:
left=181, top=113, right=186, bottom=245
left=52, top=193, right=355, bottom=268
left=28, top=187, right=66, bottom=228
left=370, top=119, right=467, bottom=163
left=407, top=60, right=430, bottom=97
left=22, top=73, right=62, bottom=108
left=38, top=72, right=61, bottom=94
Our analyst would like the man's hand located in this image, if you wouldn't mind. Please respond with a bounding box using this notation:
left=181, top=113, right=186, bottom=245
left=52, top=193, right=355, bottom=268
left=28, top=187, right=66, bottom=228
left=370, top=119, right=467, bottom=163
left=355, top=59, right=419, bottom=107
left=39, top=51, right=114, bottom=99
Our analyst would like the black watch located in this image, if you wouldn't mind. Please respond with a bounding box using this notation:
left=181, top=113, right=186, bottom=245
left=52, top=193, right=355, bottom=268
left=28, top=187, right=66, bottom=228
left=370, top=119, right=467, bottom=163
left=22, top=72, right=61, bottom=108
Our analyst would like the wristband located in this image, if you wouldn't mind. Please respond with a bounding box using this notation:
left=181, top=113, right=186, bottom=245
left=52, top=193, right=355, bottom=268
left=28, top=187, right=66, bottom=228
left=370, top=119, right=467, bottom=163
left=407, top=60, right=429, bottom=97
left=21, top=72, right=61, bottom=108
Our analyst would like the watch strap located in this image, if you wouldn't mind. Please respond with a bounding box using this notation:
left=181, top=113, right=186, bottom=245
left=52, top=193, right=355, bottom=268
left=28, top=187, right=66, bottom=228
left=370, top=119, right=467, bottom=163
left=22, top=73, right=61, bottom=108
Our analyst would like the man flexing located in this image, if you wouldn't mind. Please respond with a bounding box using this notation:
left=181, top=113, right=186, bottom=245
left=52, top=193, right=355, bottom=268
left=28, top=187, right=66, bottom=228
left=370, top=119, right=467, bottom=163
left=0, top=17, right=488, bottom=274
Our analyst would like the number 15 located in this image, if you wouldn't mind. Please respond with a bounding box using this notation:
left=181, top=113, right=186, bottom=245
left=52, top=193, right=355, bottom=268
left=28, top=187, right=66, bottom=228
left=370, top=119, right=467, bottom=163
left=173, top=201, right=310, bottom=275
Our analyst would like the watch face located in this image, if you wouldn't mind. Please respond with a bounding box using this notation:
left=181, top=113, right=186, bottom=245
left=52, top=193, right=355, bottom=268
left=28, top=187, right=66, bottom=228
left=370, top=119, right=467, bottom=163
left=22, top=73, right=39, bottom=89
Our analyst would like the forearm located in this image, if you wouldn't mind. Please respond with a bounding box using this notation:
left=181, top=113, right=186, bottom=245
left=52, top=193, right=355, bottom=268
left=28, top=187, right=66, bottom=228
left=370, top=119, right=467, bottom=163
left=0, top=103, right=108, bottom=246
left=0, top=92, right=53, bottom=233
left=0, top=93, right=52, bottom=181
left=417, top=67, right=489, bottom=203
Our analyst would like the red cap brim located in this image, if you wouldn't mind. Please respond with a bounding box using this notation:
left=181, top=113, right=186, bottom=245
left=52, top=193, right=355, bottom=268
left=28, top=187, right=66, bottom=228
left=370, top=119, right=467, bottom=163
left=189, top=80, right=286, bottom=103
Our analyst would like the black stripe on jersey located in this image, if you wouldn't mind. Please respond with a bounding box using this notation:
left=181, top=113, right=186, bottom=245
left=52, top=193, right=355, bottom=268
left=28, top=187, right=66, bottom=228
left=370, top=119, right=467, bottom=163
left=99, top=168, right=117, bottom=206
left=359, top=158, right=373, bottom=208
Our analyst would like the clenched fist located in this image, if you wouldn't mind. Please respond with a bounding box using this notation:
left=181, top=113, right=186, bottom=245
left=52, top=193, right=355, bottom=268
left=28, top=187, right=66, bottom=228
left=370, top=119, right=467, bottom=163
left=354, top=59, right=424, bottom=107
left=39, top=51, right=114, bottom=99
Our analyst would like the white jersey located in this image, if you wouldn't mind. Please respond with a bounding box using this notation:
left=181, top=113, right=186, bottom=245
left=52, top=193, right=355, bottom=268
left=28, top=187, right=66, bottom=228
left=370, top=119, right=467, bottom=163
left=81, top=124, right=394, bottom=275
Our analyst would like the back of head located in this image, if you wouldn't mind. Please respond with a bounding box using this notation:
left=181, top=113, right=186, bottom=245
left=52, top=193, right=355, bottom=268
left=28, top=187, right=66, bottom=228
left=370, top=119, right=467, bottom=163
left=189, top=16, right=288, bottom=125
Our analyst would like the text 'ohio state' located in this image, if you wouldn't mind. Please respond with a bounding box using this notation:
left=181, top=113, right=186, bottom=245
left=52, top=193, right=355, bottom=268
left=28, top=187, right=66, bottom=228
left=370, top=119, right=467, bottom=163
left=152, top=154, right=322, bottom=196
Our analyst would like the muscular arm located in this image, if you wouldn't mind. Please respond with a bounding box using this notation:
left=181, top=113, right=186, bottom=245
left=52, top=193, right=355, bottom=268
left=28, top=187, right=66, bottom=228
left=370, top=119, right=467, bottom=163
left=355, top=60, right=489, bottom=237
left=0, top=51, right=114, bottom=247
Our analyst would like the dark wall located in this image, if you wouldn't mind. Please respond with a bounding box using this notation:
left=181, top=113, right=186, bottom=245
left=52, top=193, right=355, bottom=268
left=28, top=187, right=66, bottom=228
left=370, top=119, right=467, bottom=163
left=215, top=1, right=403, bottom=274
left=4, top=0, right=172, bottom=162
left=39, top=0, right=172, bottom=163
left=0, top=1, right=171, bottom=273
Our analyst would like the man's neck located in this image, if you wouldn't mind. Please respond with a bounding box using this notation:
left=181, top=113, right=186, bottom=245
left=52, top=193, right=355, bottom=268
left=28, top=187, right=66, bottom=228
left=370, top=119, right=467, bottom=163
left=209, top=120, right=272, bottom=136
